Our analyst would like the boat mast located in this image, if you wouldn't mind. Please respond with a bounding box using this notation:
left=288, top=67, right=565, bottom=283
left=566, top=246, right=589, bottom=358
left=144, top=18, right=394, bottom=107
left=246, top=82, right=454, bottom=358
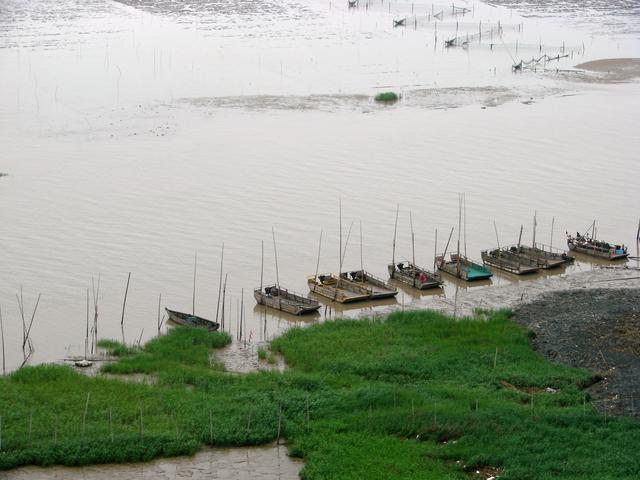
left=359, top=220, right=364, bottom=277
left=271, top=227, right=281, bottom=310
left=260, top=240, right=264, bottom=293
left=550, top=217, right=555, bottom=250
left=339, top=199, right=343, bottom=277
left=433, top=228, right=438, bottom=271
left=314, top=229, right=323, bottom=281
left=532, top=212, right=537, bottom=249
left=517, top=225, right=523, bottom=247
left=463, top=193, right=467, bottom=257
left=410, top=211, right=416, bottom=287
left=192, top=251, right=197, bottom=316
left=457, top=194, right=462, bottom=277
left=493, top=221, right=501, bottom=250
left=392, top=204, right=399, bottom=268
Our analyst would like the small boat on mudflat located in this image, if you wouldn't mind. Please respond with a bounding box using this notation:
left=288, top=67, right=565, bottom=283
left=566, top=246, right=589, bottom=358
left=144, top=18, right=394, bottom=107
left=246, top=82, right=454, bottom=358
left=165, top=308, right=220, bottom=331
left=510, top=244, right=573, bottom=269
left=481, top=248, right=540, bottom=275
left=308, top=274, right=370, bottom=303
left=388, top=261, right=442, bottom=290
left=436, top=253, right=493, bottom=281
left=567, top=233, right=628, bottom=260
left=254, top=285, right=321, bottom=315
left=341, top=270, right=399, bottom=299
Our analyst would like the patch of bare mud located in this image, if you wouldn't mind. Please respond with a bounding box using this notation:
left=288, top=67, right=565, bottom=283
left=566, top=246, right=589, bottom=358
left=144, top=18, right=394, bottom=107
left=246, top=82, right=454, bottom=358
left=1, top=443, right=302, bottom=480
left=430, top=267, right=640, bottom=319
left=177, top=85, right=565, bottom=113
left=217, top=341, right=285, bottom=374
left=566, top=58, right=640, bottom=83
left=514, top=288, right=640, bottom=417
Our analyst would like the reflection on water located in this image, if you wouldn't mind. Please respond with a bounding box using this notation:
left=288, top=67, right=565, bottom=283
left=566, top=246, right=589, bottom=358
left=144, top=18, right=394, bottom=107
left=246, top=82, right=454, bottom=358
left=0, top=444, right=302, bottom=480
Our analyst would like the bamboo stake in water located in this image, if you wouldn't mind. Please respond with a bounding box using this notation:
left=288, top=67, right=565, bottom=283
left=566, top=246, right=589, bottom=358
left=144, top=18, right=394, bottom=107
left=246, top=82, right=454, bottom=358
left=517, top=225, right=523, bottom=247
left=120, top=272, right=131, bottom=330
left=157, top=293, right=162, bottom=334
left=550, top=216, right=555, bottom=250
left=433, top=228, right=438, bottom=271
left=82, top=392, right=90, bottom=438
left=192, top=251, right=197, bottom=316
left=85, top=288, right=90, bottom=361
left=340, top=221, right=354, bottom=268
left=215, top=244, right=225, bottom=324
left=0, top=305, right=5, bottom=376
left=221, top=274, right=228, bottom=331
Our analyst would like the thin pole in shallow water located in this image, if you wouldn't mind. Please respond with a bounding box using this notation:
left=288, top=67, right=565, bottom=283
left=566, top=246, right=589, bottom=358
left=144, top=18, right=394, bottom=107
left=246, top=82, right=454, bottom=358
left=550, top=217, right=555, bottom=250
left=215, top=244, right=225, bottom=324
left=192, top=251, right=197, bottom=317
left=121, top=272, right=131, bottom=328
left=0, top=305, right=5, bottom=375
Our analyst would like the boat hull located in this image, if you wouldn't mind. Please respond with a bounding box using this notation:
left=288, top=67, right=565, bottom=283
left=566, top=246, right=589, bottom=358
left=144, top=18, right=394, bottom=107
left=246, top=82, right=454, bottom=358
left=387, top=263, right=442, bottom=289
left=341, top=270, right=399, bottom=299
left=481, top=249, right=539, bottom=275
left=512, top=245, right=573, bottom=269
left=568, top=242, right=629, bottom=260
left=308, top=275, right=370, bottom=303
left=254, top=286, right=321, bottom=315
left=436, top=254, right=493, bottom=281
left=165, top=308, right=220, bottom=331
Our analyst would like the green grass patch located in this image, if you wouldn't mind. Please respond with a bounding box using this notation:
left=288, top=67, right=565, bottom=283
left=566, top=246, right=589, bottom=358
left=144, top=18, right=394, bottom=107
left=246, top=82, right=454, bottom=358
left=374, top=91, right=399, bottom=102
left=1, top=312, right=638, bottom=478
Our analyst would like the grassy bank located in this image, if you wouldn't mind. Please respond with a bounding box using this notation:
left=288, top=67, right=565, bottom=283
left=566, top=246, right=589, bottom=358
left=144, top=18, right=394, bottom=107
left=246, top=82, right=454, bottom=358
left=1, top=312, right=638, bottom=478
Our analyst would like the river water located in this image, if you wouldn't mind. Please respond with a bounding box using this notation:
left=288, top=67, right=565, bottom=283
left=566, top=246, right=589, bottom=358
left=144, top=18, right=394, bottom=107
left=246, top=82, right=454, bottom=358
left=0, top=0, right=639, bottom=373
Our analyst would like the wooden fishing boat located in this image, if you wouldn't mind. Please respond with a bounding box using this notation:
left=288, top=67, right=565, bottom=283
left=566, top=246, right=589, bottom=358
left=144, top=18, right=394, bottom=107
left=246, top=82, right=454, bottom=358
left=165, top=308, right=220, bottom=331
left=387, top=262, right=442, bottom=290
left=341, top=270, right=399, bottom=299
left=254, top=285, right=321, bottom=315
left=308, top=274, right=370, bottom=303
left=509, top=244, right=573, bottom=269
left=481, top=248, right=540, bottom=275
left=567, top=234, right=628, bottom=260
left=436, top=253, right=493, bottom=281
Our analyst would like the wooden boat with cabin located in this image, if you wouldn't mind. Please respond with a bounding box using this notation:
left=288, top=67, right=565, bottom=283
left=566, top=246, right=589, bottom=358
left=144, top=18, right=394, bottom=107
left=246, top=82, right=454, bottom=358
left=341, top=269, right=399, bottom=299
left=436, top=194, right=492, bottom=281
left=436, top=253, right=493, bottom=281
left=510, top=244, right=573, bottom=269
left=308, top=274, right=370, bottom=303
left=567, top=233, right=628, bottom=260
left=388, top=261, right=442, bottom=289
left=255, top=230, right=322, bottom=315
left=388, top=206, right=443, bottom=290
left=254, top=285, right=321, bottom=315
left=481, top=248, right=540, bottom=275
left=165, top=308, right=220, bottom=331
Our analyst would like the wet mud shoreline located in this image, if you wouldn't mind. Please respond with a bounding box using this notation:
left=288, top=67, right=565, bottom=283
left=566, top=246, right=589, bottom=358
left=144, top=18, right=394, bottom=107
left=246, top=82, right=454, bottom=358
left=514, top=287, right=640, bottom=417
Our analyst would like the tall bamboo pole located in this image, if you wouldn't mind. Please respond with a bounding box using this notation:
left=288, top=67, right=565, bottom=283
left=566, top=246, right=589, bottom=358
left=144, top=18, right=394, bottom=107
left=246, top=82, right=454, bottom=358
left=215, top=244, right=225, bottom=323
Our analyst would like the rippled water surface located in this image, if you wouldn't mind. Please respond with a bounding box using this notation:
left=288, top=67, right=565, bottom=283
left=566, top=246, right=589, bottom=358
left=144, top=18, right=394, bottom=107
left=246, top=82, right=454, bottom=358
left=0, top=0, right=639, bottom=374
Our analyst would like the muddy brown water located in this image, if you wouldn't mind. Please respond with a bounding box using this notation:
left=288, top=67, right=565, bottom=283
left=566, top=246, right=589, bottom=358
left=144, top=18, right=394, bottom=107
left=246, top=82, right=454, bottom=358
left=0, top=444, right=303, bottom=480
